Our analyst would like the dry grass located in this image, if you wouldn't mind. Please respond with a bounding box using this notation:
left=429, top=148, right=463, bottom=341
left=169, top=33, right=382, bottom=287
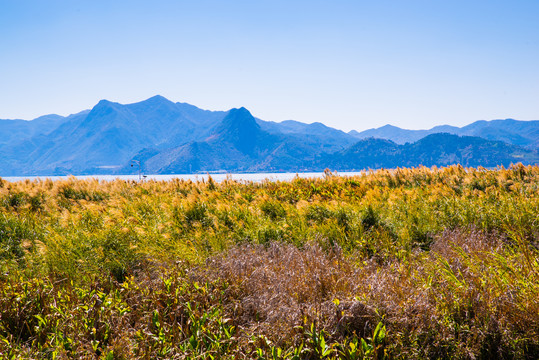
left=193, top=228, right=539, bottom=358
left=198, top=242, right=377, bottom=345
left=1, top=165, right=539, bottom=358
left=0, top=229, right=537, bottom=358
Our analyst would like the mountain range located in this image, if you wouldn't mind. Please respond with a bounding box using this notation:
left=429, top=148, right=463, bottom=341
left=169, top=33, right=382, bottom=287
left=351, top=120, right=539, bottom=149
left=0, top=95, right=537, bottom=176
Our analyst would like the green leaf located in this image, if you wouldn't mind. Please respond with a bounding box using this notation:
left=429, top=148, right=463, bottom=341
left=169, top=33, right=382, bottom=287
left=373, top=321, right=386, bottom=344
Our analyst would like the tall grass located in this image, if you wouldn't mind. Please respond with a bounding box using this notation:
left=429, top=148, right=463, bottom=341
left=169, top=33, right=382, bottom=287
left=0, top=165, right=538, bottom=358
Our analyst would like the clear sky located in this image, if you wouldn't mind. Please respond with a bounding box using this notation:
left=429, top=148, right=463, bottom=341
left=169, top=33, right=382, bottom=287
left=1, top=0, right=538, bottom=131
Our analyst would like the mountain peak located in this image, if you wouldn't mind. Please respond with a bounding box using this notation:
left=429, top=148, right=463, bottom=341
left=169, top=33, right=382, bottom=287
left=144, top=95, right=172, bottom=104
left=88, top=99, right=118, bottom=117
left=213, top=107, right=262, bottom=155
left=126, top=95, right=176, bottom=109
left=221, top=107, right=259, bottom=128
left=379, top=124, right=402, bottom=130
left=227, top=106, right=252, bottom=117
left=96, top=99, right=113, bottom=106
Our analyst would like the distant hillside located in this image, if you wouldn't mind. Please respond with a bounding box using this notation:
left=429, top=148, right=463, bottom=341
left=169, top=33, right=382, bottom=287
left=127, top=107, right=348, bottom=174
left=0, top=96, right=229, bottom=175
left=259, top=119, right=356, bottom=153
left=351, top=119, right=539, bottom=148
left=325, top=133, right=539, bottom=170
left=0, top=96, right=537, bottom=176
left=0, top=97, right=358, bottom=175
left=0, top=114, right=69, bottom=146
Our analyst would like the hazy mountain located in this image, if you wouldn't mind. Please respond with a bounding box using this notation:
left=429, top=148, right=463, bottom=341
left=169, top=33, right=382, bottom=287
left=1, top=96, right=360, bottom=175
left=321, top=138, right=401, bottom=169
left=138, top=107, right=281, bottom=173
left=351, top=119, right=539, bottom=148
left=0, top=96, right=537, bottom=176
left=1, top=96, right=228, bottom=175
left=458, top=119, right=539, bottom=148
left=131, top=107, right=336, bottom=174
left=349, top=125, right=435, bottom=145
left=260, top=119, right=357, bottom=152
left=136, top=113, right=538, bottom=174
left=325, top=133, right=539, bottom=170
left=0, top=113, right=77, bottom=146
left=0, top=111, right=91, bottom=175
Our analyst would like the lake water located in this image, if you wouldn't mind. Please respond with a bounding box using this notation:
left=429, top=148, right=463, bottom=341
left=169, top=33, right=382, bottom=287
left=2, top=171, right=367, bottom=183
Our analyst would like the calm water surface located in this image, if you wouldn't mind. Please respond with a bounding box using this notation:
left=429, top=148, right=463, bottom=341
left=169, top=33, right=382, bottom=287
left=3, top=172, right=366, bottom=183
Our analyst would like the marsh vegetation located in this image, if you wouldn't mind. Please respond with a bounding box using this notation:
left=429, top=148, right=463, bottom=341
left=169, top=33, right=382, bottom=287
left=0, top=165, right=538, bottom=359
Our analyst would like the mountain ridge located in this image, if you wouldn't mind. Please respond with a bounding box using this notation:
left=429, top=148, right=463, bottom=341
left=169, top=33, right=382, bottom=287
left=0, top=96, right=537, bottom=176
left=352, top=119, right=539, bottom=148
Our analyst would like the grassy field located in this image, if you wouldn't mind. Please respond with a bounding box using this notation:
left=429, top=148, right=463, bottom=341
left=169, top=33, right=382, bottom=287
left=0, top=165, right=538, bottom=359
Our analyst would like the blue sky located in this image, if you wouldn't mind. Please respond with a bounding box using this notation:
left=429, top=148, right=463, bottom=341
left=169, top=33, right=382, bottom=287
left=1, top=0, right=538, bottom=131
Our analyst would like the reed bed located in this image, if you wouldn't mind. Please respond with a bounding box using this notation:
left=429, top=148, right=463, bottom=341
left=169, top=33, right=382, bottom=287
left=0, top=165, right=538, bottom=358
